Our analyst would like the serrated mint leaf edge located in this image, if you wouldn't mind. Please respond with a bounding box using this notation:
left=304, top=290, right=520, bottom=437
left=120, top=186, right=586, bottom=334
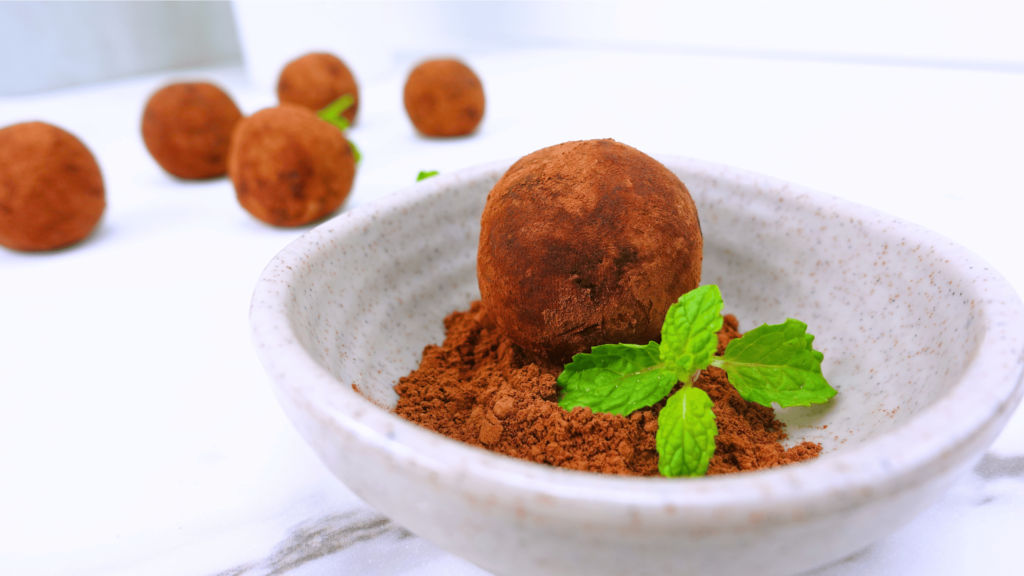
left=709, top=318, right=837, bottom=408
left=659, top=285, right=725, bottom=380
left=655, top=386, right=717, bottom=477
left=713, top=362, right=837, bottom=407
left=557, top=342, right=679, bottom=416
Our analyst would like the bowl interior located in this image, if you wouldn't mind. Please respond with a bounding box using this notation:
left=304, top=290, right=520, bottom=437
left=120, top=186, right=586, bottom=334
left=281, top=157, right=988, bottom=457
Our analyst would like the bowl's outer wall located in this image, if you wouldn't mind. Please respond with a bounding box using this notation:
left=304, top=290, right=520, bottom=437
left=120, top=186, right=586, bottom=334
left=251, top=157, right=1024, bottom=576
left=269, top=367, right=991, bottom=576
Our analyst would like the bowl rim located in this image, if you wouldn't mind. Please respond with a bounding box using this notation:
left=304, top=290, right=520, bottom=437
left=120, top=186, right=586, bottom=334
left=250, top=155, right=1024, bottom=519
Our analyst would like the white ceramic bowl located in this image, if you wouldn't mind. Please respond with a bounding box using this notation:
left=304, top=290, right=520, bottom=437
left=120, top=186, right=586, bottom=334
left=250, top=157, right=1024, bottom=576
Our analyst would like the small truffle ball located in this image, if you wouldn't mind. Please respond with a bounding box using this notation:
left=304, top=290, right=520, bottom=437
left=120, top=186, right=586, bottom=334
left=477, top=139, right=703, bottom=363
left=277, top=52, right=360, bottom=123
left=403, top=59, right=485, bottom=137
left=227, top=104, right=355, bottom=227
left=0, top=122, right=105, bottom=252
left=141, top=82, right=243, bottom=179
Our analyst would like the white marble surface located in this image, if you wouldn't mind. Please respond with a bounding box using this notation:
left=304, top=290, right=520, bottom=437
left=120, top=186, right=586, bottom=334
left=1, top=48, right=1023, bottom=575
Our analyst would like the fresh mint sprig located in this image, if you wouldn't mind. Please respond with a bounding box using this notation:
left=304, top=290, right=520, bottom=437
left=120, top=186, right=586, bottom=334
left=317, top=94, right=362, bottom=164
left=556, top=284, right=836, bottom=478
left=417, top=170, right=439, bottom=182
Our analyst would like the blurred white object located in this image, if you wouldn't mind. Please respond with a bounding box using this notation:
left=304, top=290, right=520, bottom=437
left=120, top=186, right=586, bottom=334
left=0, top=1, right=240, bottom=95
left=232, top=0, right=1024, bottom=88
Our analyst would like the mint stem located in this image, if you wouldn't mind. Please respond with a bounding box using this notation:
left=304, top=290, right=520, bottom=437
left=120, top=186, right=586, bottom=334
left=689, top=369, right=701, bottom=386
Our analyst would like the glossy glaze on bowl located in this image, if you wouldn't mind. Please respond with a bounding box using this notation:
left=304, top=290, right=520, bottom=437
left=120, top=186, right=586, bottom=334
left=250, top=157, right=1024, bottom=576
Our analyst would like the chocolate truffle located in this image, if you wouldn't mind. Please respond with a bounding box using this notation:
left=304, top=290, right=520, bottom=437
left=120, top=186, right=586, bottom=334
left=141, top=82, right=243, bottom=179
left=0, top=122, right=105, bottom=252
left=277, top=52, right=359, bottom=123
left=403, top=59, right=484, bottom=137
left=477, top=139, right=703, bottom=363
left=227, top=104, right=355, bottom=227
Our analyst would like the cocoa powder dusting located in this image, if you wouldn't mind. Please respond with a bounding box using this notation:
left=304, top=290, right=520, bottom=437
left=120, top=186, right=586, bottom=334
left=394, top=301, right=822, bottom=476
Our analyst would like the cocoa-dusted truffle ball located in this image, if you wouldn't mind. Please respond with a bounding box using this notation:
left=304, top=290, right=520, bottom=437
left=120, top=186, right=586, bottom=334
left=227, top=104, right=355, bottom=227
left=403, top=59, right=484, bottom=137
left=277, top=52, right=359, bottom=123
left=478, top=139, right=703, bottom=363
left=141, top=82, right=243, bottom=179
left=0, top=122, right=105, bottom=252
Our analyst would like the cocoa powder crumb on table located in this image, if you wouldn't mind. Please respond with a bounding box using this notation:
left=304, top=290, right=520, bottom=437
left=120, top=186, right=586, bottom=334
left=394, top=301, right=822, bottom=476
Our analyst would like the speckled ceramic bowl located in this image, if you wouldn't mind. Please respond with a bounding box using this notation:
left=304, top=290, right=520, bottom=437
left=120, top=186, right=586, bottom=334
left=250, top=157, right=1024, bottom=576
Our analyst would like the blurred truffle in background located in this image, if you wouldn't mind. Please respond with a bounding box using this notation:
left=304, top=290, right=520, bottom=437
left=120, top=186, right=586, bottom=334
left=227, top=104, right=356, bottom=227
left=0, top=122, right=106, bottom=252
left=277, top=52, right=360, bottom=123
left=403, top=58, right=484, bottom=137
left=141, top=82, right=243, bottom=180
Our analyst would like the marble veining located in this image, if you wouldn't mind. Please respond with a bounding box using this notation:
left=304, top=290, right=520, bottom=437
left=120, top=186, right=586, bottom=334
left=212, top=509, right=413, bottom=576
left=973, top=453, right=1024, bottom=480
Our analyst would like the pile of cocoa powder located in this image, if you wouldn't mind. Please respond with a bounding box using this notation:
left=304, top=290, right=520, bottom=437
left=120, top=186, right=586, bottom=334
left=394, top=301, right=822, bottom=476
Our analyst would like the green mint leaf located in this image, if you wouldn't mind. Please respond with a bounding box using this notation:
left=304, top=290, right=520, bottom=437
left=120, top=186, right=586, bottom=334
left=417, top=170, right=439, bottom=182
left=317, top=93, right=355, bottom=129
left=557, top=342, right=678, bottom=416
left=710, top=319, right=837, bottom=408
left=318, top=94, right=354, bottom=131
left=349, top=140, right=362, bottom=165
left=660, top=285, right=725, bottom=380
left=318, top=114, right=350, bottom=131
left=315, top=94, right=361, bottom=164
left=656, top=386, right=717, bottom=477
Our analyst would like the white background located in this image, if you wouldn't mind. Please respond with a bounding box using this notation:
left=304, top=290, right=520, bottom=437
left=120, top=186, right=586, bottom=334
left=2, top=2, right=1023, bottom=575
